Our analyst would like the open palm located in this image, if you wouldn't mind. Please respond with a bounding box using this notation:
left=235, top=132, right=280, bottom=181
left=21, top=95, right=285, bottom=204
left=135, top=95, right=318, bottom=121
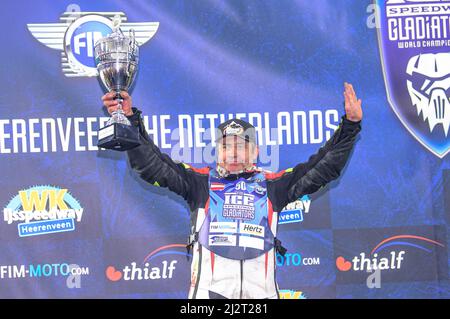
left=344, top=82, right=363, bottom=122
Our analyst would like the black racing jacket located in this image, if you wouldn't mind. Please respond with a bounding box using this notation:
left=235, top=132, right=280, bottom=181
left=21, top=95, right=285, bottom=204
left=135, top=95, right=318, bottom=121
left=125, top=107, right=361, bottom=234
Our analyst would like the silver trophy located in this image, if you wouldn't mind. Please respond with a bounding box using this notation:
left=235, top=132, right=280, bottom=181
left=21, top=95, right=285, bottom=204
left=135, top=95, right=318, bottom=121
left=94, top=17, right=141, bottom=151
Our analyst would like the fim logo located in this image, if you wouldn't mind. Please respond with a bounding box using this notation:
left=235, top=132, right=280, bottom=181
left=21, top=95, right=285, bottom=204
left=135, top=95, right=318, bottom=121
left=27, top=4, right=159, bottom=77
left=0, top=263, right=89, bottom=289
left=278, top=195, right=311, bottom=225
left=3, top=185, right=84, bottom=237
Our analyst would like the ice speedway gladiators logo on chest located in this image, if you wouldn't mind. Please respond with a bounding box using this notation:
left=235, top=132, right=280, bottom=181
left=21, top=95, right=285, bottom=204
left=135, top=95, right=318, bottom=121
left=3, top=185, right=84, bottom=237
left=27, top=5, right=159, bottom=77
left=376, top=0, right=450, bottom=158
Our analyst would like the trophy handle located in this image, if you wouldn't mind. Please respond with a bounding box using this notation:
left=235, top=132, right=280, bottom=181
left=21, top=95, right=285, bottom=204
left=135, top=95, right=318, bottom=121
left=129, top=29, right=136, bottom=47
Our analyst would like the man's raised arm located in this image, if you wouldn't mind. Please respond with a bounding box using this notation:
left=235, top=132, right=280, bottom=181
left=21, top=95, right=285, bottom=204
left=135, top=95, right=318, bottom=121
left=266, top=82, right=363, bottom=212
left=101, top=92, right=209, bottom=210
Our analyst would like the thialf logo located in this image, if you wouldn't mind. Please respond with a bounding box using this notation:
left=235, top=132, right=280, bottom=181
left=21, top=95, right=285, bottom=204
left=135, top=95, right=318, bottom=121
left=336, top=235, right=445, bottom=272
left=105, top=266, right=123, bottom=282
left=336, top=252, right=405, bottom=272
left=106, top=244, right=190, bottom=282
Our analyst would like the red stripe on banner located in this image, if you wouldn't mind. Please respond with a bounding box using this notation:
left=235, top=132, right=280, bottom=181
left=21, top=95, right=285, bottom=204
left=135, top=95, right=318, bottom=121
left=370, top=235, right=445, bottom=255
left=143, top=244, right=187, bottom=263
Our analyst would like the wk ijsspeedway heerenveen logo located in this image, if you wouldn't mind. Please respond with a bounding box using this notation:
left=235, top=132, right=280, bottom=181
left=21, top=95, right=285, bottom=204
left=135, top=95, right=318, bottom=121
left=335, top=234, right=446, bottom=283
left=106, top=244, right=190, bottom=282
left=27, top=9, right=159, bottom=77
left=278, top=195, right=311, bottom=225
left=376, top=0, right=450, bottom=158
left=3, top=185, right=84, bottom=237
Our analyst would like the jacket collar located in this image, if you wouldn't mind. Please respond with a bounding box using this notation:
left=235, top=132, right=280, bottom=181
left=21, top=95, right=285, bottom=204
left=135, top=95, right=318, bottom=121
left=215, top=164, right=261, bottom=178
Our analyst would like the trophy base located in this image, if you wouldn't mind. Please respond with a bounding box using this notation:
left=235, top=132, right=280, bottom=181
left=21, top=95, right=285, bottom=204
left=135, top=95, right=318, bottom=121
left=98, top=123, right=141, bottom=151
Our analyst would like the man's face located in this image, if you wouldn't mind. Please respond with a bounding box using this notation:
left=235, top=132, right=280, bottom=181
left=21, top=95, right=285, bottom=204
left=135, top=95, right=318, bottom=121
left=217, top=136, right=258, bottom=173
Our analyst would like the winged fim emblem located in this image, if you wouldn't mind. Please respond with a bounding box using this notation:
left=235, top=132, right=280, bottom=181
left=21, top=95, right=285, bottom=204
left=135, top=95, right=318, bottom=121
left=27, top=11, right=159, bottom=77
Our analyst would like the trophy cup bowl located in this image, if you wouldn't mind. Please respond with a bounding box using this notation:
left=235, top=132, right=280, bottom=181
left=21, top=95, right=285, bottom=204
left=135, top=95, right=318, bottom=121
left=94, top=27, right=141, bottom=151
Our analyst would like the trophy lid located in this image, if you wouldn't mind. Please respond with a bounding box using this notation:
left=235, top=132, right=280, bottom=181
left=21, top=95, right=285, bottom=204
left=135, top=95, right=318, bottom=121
left=108, top=15, right=126, bottom=39
left=94, top=15, right=139, bottom=93
left=94, top=15, right=138, bottom=49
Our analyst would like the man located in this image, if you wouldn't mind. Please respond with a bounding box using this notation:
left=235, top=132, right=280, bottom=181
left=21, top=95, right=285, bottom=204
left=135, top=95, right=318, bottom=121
left=101, top=82, right=362, bottom=299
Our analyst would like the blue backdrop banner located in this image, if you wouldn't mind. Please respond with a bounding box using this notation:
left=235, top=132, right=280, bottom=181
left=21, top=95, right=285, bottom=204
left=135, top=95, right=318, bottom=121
left=0, top=0, right=449, bottom=299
